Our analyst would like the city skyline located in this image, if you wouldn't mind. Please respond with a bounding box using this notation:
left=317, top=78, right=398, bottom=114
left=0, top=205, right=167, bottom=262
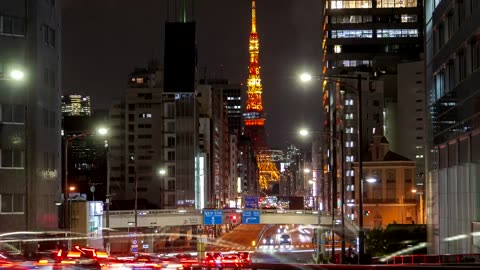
left=62, top=0, right=324, bottom=148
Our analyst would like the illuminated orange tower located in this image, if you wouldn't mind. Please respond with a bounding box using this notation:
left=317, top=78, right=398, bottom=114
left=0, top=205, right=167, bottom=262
left=244, top=0, right=266, bottom=149
left=243, top=0, right=280, bottom=190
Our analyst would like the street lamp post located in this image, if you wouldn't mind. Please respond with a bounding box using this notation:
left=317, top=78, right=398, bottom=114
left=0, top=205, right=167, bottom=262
left=412, top=188, right=425, bottom=224
left=299, top=128, right=344, bottom=263
left=300, top=73, right=366, bottom=263
left=133, top=168, right=166, bottom=233
left=64, top=127, right=108, bottom=249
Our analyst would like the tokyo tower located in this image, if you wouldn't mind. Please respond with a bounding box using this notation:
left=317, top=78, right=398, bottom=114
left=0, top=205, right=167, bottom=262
left=243, top=0, right=279, bottom=190
left=244, top=0, right=265, bottom=149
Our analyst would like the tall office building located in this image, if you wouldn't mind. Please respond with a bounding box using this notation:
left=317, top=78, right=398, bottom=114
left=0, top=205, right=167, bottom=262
left=62, top=94, right=91, bottom=116
left=109, top=64, right=167, bottom=209
left=109, top=60, right=201, bottom=209
left=425, top=0, right=480, bottom=254
left=323, top=0, right=423, bottom=79
left=199, top=78, right=242, bottom=137
left=0, top=1, right=61, bottom=233
left=395, top=61, right=426, bottom=179
left=320, top=0, right=425, bottom=221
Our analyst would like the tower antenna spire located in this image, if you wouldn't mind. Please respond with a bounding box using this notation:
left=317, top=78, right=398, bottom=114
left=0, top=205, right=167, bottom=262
left=251, top=0, right=256, bottom=33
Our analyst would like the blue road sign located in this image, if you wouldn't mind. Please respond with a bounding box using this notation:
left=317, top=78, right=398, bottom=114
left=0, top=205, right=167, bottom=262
left=245, top=196, right=259, bottom=209
left=203, top=210, right=223, bottom=225
left=242, top=210, right=260, bottom=224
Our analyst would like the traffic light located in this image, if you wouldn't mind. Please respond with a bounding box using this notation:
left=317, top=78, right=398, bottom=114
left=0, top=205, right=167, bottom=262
left=231, top=215, right=237, bottom=224
left=364, top=210, right=371, bottom=216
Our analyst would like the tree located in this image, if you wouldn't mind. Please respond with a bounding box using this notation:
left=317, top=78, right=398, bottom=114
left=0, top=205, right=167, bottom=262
left=365, top=227, right=389, bottom=257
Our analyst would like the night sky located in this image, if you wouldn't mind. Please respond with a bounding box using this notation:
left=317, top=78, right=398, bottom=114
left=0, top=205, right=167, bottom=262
left=62, top=0, right=324, bottom=148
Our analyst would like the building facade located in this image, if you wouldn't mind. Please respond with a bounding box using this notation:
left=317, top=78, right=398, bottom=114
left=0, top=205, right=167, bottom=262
left=320, top=0, right=425, bottom=227
left=109, top=64, right=167, bottom=209
left=425, top=0, right=480, bottom=254
left=323, top=0, right=423, bottom=77
left=355, top=133, right=418, bottom=229
left=62, top=94, right=91, bottom=116
left=396, top=61, right=426, bottom=181
left=0, top=0, right=61, bottom=232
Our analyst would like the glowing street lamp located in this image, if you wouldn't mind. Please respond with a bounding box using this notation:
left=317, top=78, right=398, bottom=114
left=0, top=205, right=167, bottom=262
left=64, top=126, right=110, bottom=241
left=299, top=72, right=313, bottom=83
left=158, top=169, right=166, bottom=176
left=97, top=127, right=109, bottom=136
left=9, top=69, right=25, bottom=81
left=299, top=129, right=309, bottom=137
left=365, top=177, right=377, bottom=183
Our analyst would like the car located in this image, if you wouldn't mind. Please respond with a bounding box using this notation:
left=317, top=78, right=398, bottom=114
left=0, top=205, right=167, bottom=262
left=262, top=235, right=274, bottom=245
left=202, top=254, right=221, bottom=268
left=279, top=234, right=292, bottom=245
left=175, top=253, right=197, bottom=269
left=277, top=225, right=289, bottom=234
left=237, top=252, right=251, bottom=264
left=221, top=254, right=242, bottom=268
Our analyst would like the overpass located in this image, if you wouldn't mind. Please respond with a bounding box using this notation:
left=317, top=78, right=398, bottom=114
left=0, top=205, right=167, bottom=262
left=104, top=209, right=359, bottom=236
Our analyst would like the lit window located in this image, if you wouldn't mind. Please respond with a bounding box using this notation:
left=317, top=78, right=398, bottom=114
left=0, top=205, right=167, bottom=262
left=377, top=29, right=419, bottom=38
left=377, top=0, right=417, bottom=8
left=346, top=141, right=354, bottom=148
left=331, top=30, right=373, bottom=38
left=346, top=127, right=354, bottom=134
left=401, top=14, right=418, bottom=22
left=330, top=0, right=372, bottom=9
left=334, top=45, right=342, bottom=53
left=345, top=113, right=354, bottom=119
left=136, top=77, right=144, bottom=84
left=416, top=155, right=424, bottom=158
left=345, top=99, right=354, bottom=106
left=346, top=155, right=354, bottom=162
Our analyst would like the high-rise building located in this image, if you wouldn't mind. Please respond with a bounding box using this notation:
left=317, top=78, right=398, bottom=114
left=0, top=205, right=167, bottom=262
left=0, top=1, right=61, bottom=233
left=62, top=94, right=91, bottom=116
left=109, top=60, right=201, bottom=210
left=109, top=64, right=167, bottom=209
left=395, top=61, right=426, bottom=179
left=199, top=78, right=242, bottom=137
left=320, top=0, right=425, bottom=222
left=425, top=0, right=480, bottom=254
left=323, top=0, right=423, bottom=80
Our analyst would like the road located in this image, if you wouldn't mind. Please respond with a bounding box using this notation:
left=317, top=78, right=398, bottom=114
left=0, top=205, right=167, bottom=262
left=257, top=224, right=313, bottom=250
left=210, top=224, right=267, bottom=251
left=206, top=224, right=317, bottom=263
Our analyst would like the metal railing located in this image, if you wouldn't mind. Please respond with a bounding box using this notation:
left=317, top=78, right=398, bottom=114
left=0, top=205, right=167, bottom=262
left=108, top=209, right=329, bottom=216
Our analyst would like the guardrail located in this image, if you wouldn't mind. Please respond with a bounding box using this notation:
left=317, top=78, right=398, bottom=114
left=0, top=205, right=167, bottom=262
left=108, top=209, right=331, bottom=216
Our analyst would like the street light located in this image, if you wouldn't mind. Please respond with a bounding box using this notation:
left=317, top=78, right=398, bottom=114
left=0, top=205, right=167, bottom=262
left=9, top=69, right=25, bottom=81
left=411, top=188, right=425, bottom=224
left=299, top=128, right=345, bottom=263
left=64, top=126, right=109, bottom=248
left=299, top=72, right=369, bottom=263
left=132, top=168, right=166, bottom=233
left=300, top=72, right=313, bottom=83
